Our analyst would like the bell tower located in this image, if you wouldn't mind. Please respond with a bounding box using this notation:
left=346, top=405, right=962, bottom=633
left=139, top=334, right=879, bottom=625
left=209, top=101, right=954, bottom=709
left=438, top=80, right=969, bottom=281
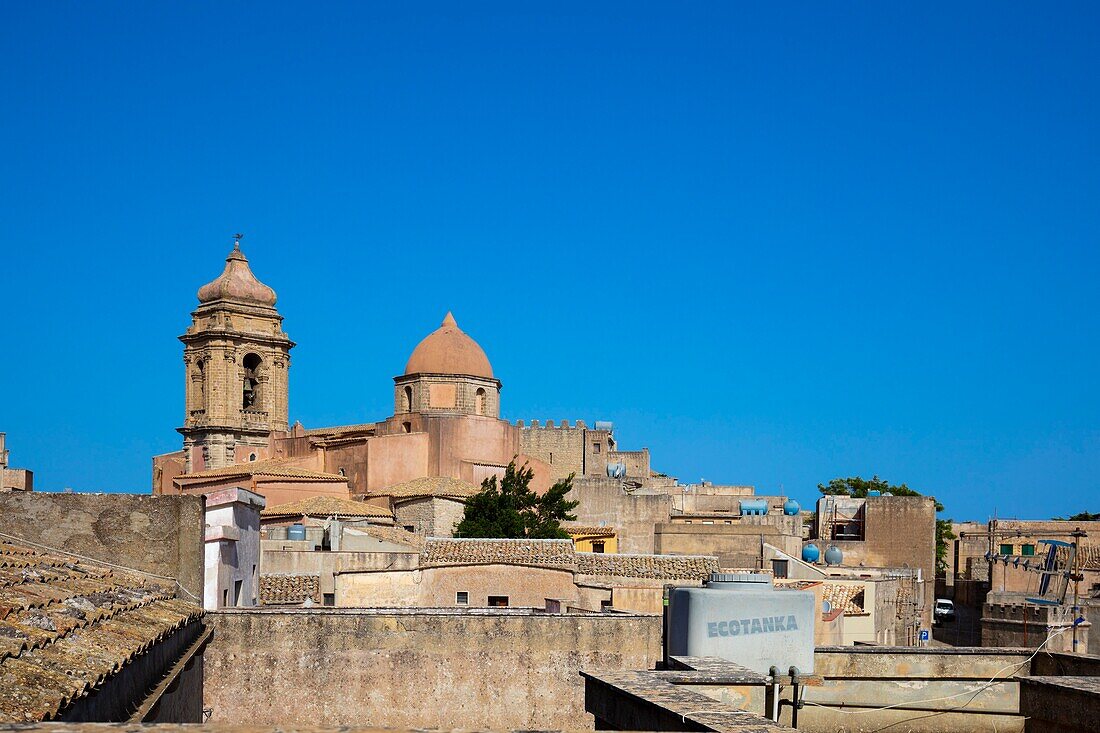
left=178, top=237, right=294, bottom=472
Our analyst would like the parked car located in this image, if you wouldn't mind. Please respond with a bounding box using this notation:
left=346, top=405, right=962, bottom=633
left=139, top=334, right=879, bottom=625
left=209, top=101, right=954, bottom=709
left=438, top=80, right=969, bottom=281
left=934, top=598, right=956, bottom=623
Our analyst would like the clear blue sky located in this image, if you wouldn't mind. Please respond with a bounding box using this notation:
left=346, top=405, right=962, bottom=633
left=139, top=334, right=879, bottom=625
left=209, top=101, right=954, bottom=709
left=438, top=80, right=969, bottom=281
left=2, top=3, right=1097, bottom=521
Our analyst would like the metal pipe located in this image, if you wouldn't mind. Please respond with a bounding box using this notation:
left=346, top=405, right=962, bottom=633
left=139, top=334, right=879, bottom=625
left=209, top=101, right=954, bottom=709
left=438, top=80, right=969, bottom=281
left=769, top=665, right=780, bottom=721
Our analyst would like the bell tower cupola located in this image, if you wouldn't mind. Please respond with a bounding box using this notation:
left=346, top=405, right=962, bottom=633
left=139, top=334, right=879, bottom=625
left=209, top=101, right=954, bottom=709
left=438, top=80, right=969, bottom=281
left=178, top=237, right=294, bottom=472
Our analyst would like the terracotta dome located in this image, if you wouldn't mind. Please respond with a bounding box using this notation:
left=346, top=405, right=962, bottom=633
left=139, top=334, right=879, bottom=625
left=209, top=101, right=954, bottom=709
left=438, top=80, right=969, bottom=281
left=404, top=312, right=494, bottom=378
left=197, top=242, right=277, bottom=307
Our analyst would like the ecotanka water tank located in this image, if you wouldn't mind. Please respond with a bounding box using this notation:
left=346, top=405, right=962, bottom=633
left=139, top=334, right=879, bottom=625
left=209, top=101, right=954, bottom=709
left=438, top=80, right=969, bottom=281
left=802, top=543, right=821, bottom=563
left=287, top=523, right=307, bottom=541
left=783, top=499, right=800, bottom=516
left=666, top=573, right=815, bottom=675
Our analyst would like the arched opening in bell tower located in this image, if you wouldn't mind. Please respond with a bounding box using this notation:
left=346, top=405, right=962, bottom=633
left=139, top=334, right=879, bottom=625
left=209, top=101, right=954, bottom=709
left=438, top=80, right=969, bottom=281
left=243, top=353, right=263, bottom=410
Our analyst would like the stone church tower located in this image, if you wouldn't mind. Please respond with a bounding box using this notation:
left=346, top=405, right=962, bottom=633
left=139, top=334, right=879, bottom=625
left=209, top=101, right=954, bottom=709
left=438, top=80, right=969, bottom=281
left=178, top=239, right=294, bottom=472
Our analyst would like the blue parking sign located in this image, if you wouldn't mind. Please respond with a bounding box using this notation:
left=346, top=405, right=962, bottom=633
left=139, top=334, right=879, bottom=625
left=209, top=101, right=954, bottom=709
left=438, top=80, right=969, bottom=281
left=919, top=629, right=930, bottom=641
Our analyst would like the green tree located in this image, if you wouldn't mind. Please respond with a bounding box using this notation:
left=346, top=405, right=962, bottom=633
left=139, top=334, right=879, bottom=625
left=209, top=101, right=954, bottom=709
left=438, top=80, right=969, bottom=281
left=454, top=460, right=578, bottom=539
left=1053, top=511, right=1100, bottom=521
left=817, top=475, right=954, bottom=575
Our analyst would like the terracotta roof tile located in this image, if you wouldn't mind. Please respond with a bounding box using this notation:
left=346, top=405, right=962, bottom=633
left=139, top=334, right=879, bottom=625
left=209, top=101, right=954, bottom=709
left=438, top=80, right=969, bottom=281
left=563, top=525, right=617, bottom=538
left=575, top=553, right=719, bottom=580
left=261, top=495, right=393, bottom=520
left=259, top=575, right=321, bottom=606
left=821, top=582, right=868, bottom=616
left=178, top=459, right=347, bottom=482
left=0, top=540, right=202, bottom=722
left=303, top=422, right=377, bottom=437
left=370, top=476, right=482, bottom=500
left=421, top=539, right=576, bottom=570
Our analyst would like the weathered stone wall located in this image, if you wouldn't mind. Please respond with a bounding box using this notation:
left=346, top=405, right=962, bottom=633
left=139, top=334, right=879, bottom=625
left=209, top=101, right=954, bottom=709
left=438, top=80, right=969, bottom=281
left=0, top=492, right=204, bottom=601
left=654, top=521, right=801, bottom=569
left=203, top=608, right=662, bottom=729
left=518, top=421, right=587, bottom=479
left=829, top=496, right=937, bottom=628
left=337, top=564, right=580, bottom=608
left=393, top=496, right=464, bottom=536
left=570, top=477, right=671, bottom=554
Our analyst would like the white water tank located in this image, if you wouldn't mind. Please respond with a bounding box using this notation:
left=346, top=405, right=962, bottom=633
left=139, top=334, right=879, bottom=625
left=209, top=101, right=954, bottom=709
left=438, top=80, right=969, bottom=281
left=666, top=573, right=816, bottom=674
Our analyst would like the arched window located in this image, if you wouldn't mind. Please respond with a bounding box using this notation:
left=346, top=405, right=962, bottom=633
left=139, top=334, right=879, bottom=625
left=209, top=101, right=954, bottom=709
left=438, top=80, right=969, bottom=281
left=475, top=387, right=487, bottom=416
left=248, top=453, right=257, bottom=462
left=404, top=385, right=414, bottom=412
left=194, top=359, right=206, bottom=410
left=243, top=353, right=262, bottom=410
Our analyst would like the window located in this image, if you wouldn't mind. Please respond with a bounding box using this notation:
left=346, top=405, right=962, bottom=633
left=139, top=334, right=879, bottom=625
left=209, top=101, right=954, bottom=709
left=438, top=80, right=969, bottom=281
left=404, top=525, right=416, bottom=533
left=402, top=421, right=412, bottom=433
left=233, top=580, right=243, bottom=606
left=456, top=591, right=469, bottom=605
left=488, top=595, right=509, bottom=607
left=248, top=453, right=257, bottom=462
left=403, top=386, right=413, bottom=412
left=323, top=593, right=335, bottom=607
left=593, top=442, right=601, bottom=454
left=242, top=353, right=262, bottom=410
left=222, top=589, right=229, bottom=607
left=592, top=541, right=605, bottom=553
left=600, top=599, right=613, bottom=610
left=475, top=388, right=487, bottom=415
left=338, top=467, right=346, bottom=476
left=1000, top=544, right=1014, bottom=556
left=1022, top=544, right=1036, bottom=556
left=772, top=559, right=789, bottom=579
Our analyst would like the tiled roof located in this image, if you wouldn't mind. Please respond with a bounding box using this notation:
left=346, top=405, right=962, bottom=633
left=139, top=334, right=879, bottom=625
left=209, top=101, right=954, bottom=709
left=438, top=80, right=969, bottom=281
left=262, top=495, right=393, bottom=520
left=345, top=525, right=423, bottom=549
left=371, top=476, right=482, bottom=500
left=822, top=582, right=868, bottom=616
left=303, top=422, right=377, bottom=437
left=178, top=459, right=347, bottom=482
left=0, top=539, right=202, bottom=722
left=575, top=553, right=719, bottom=580
left=421, top=539, right=576, bottom=570
left=259, top=575, right=320, bottom=606
left=564, top=525, right=617, bottom=538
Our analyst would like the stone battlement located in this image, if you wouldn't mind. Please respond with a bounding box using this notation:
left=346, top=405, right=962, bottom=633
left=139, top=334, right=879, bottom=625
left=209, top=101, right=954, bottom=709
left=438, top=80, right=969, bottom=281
left=515, top=419, right=602, bottom=430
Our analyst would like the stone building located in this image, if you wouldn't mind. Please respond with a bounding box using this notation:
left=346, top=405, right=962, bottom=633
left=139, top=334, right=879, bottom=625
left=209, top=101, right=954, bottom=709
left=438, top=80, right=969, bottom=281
left=0, top=432, right=33, bottom=492
left=153, top=242, right=652, bottom=517
left=333, top=537, right=720, bottom=612
left=203, top=487, right=266, bottom=610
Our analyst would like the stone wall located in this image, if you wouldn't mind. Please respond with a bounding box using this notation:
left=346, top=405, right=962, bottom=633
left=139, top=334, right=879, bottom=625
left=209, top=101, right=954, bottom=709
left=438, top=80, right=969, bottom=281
left=0, top=492, right=204, bottom=601
left=654, top=520, right=801, bottom=569
left=569, top=477, right=671, bottom=554
left=519, top=420, right=587, bottom=479
left=203, top=608, right=662, bottom=729
left=827, top=496, right=937, bottom=628
left=393, top=496, right=465, bottom=536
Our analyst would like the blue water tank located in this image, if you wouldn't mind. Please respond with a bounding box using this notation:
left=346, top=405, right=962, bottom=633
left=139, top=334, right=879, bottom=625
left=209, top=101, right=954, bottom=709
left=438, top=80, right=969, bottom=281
left=824, top=545, right=843, bottom=566
left=783, top=499, right=800, bottom=516
left=802, top=544, right=821, bottom=563
left=606, top=461, right=626, bottom=479
left=287, top=523, right=307, bottom=541
left=740, top=499, right=769, bottom=516
left=867, top=490, right=881, bottom=497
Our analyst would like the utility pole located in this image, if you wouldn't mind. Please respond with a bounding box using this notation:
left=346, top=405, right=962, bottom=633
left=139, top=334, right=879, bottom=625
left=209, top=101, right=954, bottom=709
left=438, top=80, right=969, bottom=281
left=1070, top=527, right=1086, bottom=654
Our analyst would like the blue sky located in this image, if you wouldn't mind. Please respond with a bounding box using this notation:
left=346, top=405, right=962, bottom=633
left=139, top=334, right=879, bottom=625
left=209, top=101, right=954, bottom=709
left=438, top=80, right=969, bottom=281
left=1, top=3, right=1097, bottom=520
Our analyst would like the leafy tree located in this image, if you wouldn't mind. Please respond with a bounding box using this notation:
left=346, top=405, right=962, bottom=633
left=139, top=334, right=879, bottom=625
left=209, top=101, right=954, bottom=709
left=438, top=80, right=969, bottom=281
left=817, top=475, right=953, bottom=575
left=454, top=460, right=578, bottom=539
left=1053, top=511, right=1100, bottom=521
